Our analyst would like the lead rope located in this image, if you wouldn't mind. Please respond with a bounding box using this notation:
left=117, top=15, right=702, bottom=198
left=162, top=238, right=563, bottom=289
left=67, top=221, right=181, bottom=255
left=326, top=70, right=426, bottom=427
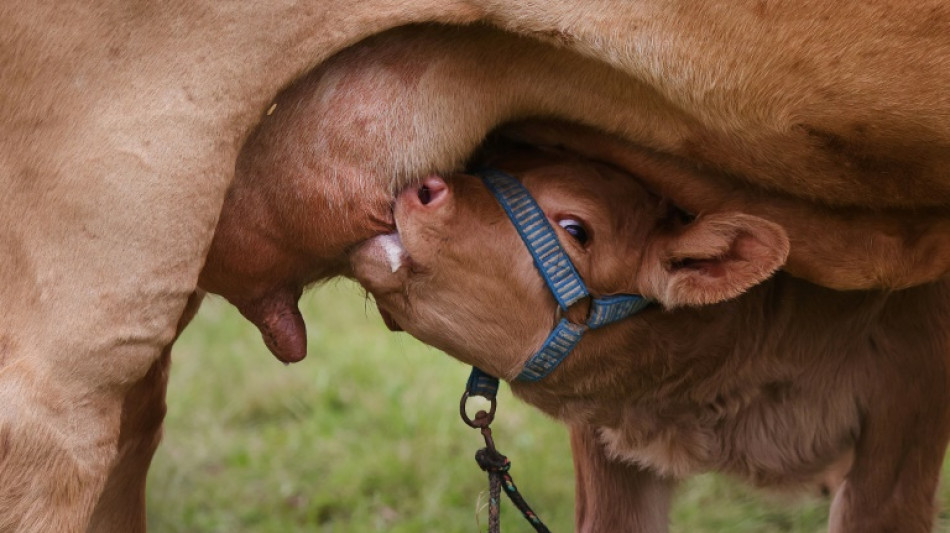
left=461, top=381, right=551, bottom=533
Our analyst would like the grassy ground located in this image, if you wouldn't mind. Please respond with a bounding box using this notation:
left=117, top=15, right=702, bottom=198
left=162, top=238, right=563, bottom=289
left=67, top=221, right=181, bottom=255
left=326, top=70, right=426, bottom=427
left=147, top=280, right=950, bottom=532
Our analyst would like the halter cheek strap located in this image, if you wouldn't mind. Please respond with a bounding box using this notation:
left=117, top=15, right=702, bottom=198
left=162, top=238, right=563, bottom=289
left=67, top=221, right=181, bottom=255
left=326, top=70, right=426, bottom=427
left=465, top=169, right=651, bottom=398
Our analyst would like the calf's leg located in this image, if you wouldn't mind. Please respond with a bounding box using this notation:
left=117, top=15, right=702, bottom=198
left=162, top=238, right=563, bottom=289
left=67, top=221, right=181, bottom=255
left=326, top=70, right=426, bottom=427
left=570, top=423, right=674, bottom=533
left=829, top=285, right=950, bottom=532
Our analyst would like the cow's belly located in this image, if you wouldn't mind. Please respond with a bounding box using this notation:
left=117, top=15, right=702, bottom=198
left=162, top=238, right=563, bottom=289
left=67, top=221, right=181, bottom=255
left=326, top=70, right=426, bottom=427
left=669, top=122, right=950, bottom=209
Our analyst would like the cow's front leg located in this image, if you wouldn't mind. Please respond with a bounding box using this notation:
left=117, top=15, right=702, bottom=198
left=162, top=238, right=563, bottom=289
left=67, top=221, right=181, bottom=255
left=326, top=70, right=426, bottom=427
left=570, top=423, right=674, bottom=533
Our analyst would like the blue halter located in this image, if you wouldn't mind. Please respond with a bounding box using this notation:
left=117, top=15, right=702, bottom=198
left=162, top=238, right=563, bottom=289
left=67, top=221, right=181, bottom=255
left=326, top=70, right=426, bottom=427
left=465, top=168, right=651, bottom=399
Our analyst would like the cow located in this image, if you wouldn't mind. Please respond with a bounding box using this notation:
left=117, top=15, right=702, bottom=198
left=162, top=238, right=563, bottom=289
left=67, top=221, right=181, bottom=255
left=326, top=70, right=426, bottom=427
left=350, top=146, right=950, bottom=532
left=3, top=2, right=949, bottom=530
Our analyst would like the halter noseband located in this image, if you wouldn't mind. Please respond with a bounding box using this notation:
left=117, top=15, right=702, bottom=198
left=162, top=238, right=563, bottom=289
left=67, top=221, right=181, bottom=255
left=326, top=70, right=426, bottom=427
left=465, top=169, right=651, bottom=397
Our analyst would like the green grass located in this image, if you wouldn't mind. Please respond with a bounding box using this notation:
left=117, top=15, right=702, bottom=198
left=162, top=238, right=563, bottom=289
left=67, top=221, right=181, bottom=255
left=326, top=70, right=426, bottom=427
left=147, top=280, right=950, bottom=532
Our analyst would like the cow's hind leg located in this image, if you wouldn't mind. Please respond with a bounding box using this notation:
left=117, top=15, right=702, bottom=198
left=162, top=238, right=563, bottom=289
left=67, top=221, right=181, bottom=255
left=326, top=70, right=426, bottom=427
left=0, top=368, right=124, bottom=532
left=87, top=291, right=204, bottom=533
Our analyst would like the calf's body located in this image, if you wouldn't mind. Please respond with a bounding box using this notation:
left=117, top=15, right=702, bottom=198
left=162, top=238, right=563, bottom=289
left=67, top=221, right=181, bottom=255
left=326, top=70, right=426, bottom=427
left=351, top=151, right=950, bottom=531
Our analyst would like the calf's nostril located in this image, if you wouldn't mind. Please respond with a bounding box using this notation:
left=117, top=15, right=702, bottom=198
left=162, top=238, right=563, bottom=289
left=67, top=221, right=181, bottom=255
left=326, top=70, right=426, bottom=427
left=417, top=175, right=448, bottom=206
left=418, top=185, right=432, bottom=205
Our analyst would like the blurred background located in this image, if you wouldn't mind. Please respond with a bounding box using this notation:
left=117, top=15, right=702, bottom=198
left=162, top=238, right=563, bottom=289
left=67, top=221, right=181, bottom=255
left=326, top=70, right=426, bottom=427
left=146, top=280, right=949, bottom=532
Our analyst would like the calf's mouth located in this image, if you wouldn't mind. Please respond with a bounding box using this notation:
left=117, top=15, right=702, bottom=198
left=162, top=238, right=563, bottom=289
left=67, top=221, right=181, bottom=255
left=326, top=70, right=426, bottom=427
left=352, top=175, right=449, bottom=331
left=351, top=230, right=408, bottom=331
left=359, top=231, right=409, bottom=333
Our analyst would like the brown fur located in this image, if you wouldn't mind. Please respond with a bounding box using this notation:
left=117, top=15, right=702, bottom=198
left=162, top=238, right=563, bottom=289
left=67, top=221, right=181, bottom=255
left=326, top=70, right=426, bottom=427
left=203, top=23, right=950, bottom=364
left=506, top=121, right=950, bottom=291
left=351, top=150, right=950, bottom=531
left=3, top=2, right=950, bottom=529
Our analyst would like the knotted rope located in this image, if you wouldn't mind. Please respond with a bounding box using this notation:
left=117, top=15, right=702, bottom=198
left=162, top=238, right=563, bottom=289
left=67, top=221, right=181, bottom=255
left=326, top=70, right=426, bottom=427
left=462, top=389, right=551, bottom=533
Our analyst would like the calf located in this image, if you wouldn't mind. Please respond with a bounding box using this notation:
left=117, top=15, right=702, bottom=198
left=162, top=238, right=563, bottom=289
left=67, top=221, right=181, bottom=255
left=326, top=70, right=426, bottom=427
left=350, top=147, right=950, bottom=532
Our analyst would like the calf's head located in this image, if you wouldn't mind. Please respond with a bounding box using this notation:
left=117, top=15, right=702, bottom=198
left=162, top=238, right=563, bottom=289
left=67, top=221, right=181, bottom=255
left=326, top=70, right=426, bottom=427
left=351, top=148, right=789, bottom=384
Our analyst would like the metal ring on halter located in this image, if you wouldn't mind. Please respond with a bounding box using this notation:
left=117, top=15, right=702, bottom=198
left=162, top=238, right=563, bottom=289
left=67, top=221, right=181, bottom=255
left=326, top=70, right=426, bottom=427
left=459, top=391, right=497, bottom=429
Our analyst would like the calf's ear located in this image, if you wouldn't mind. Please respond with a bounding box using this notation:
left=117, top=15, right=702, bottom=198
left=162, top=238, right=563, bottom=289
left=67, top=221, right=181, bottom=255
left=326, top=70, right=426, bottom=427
left=640, top=213, right=789, bottom=307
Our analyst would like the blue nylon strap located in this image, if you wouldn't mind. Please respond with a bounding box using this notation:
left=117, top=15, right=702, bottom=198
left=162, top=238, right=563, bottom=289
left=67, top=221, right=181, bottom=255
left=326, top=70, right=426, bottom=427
left=474, top=167, right=652, bottom=384
left=466, top=367, right=500, bottom=400
left=480, top=169, right=589, bottom=310
left=588, top=295, right=651, bottom=329
left=517, top=319, right=587, bottom=381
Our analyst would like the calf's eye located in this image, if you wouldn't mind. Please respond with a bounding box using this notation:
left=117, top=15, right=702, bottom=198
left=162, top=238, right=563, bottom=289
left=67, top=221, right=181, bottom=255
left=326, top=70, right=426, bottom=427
left=557, top=218, right=589, bottom=245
